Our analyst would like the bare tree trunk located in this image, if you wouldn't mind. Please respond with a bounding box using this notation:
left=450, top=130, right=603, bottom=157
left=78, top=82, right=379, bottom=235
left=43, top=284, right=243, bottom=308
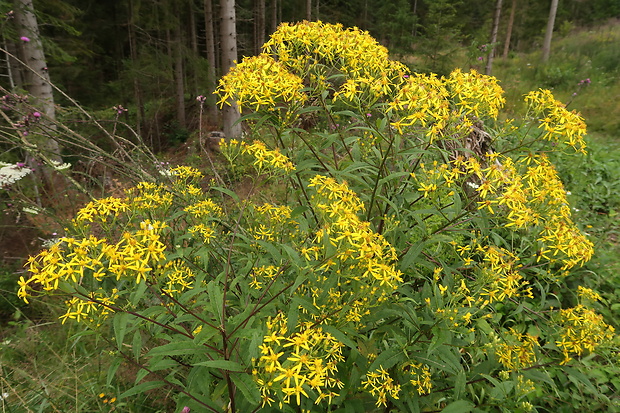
left=128, top=0, right=146, bottom=141
left=502, top=0, right=517, bottom=59
left=204, top=0, right=218, bottom=121
left=542, top=0, right=559, bottom=62
left=270, top=0, right=278, bottom=34
left=485, top=0, right=503, bottom=75
left=256, top=0, right=266, bottom=53
left=13, top=0, right=61, bottom=164
left=189, top=1, right=198, bottom=56
left=220, top=0, right=241, bottom=138
left=306, top=0, right=311, bottom=20
left=173, top=11, right=186, bottom=128
left=188, top=0, right=200, bottom=97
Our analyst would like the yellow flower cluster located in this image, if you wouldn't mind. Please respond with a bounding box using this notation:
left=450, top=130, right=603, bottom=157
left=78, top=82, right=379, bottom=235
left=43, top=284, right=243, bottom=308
left=248, top=203, right=298, bottom=244
left=169, top=165, right=204, bottom=181
left=445, top=68, right=506, bottom=120
left=20, top=219, right=167, bottom=300
left=405, top=362, right=433, bottom=395
left=389, top=69, right=505, bottom=139
left=462, top=154, right=594, bottom=271
left=495, top=328, right=539, bottom=370
left=125, top=182, right=173, bottom=211
left=59, top=291, right=118, bottom=324
left=577, top=285, right=602, bottom=302
left=264, top=21, right=408, bottom=95
left=525, top=89, right=588, bottom=153
left=159, top=259, right=196, bottom=295
left=412, top=160, right=463, bottom=198
left=184, top=199, right=223, bottom=218
left=253, top=313, right=344, bottom=406
left=362, top=366, right=401, bottom=407
left=216, top=54, right=307, bottom=114
left=389, top=73, right=450, bottom=137
left=220, top=139, right=295, bottom=174
left=249, top=265, right=281, bottom=290
left=18, top=171, right=218, bottom=318
left=188, top=223, right=217, bottom=244
left=478, top=246, right=533, bottom=306
left=306, top=175, right=403, bottom=324
left=75, top=196, right=129, bottom=223
left=556, top=304, right=615, bottom=364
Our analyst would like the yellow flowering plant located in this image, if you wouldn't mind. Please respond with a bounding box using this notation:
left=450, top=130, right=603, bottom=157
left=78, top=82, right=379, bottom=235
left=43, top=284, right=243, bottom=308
left=18, top=22, right=618, bottom=412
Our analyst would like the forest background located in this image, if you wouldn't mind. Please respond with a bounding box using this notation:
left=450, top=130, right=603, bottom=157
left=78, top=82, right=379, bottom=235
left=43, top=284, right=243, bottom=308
left=1, top=0, right=620, bottom=412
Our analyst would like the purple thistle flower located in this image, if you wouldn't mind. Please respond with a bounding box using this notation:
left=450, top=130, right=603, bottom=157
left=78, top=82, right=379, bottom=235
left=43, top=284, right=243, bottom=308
left=20, top=36, right=30, bottom=42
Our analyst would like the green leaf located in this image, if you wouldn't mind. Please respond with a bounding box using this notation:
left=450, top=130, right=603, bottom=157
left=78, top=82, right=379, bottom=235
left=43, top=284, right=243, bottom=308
left=400, top=240, right=427, bottom=271
left=193, top=359, right=245, bottom=372
left=107, top=357, right=122, bottom=387
left=321, top=325, right=358, bottom=350
left=113, top=312, right=130, bottom=350
left=146, top=340, right=204, bottom=357
left=231, top=372, right=261, bottom=405
left=210, top=186, right=240, bottom=202
left=207, top=280, right=224, bottom=324
left=132, top=330, right=142, bottom=360
left=368, top=346, right=403, bottom=372
left=428, top=326, right=447, bottom=355
left=441, top=400, right=474, bottom=413
left=119, top=380, right=166, bottom=399
left=130, top=279, right=148, bottom=306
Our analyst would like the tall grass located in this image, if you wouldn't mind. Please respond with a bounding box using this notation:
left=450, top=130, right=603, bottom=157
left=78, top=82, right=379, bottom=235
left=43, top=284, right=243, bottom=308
left=493, top=20, right=620, bottom=136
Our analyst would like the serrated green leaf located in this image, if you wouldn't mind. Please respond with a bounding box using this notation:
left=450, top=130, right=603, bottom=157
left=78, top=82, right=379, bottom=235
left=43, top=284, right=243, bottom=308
left=231, top=372, right=261, bottom=405
left=207, top=280, right=224, bottom=324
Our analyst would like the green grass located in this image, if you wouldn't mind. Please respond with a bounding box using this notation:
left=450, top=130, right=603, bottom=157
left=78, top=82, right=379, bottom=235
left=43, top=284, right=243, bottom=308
left=0, top=301, right=176, bottom=412
left=493, top=21, right=620, bottom=136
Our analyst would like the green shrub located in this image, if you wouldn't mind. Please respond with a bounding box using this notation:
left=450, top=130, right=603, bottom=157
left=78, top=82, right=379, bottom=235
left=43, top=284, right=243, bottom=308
left=15, top=21, right=619, bottom=412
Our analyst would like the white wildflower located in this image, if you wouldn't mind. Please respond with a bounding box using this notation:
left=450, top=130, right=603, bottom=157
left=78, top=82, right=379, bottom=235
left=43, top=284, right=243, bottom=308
left=0, top=162, right=32, bottom=187
left=50, top=160, right=71, bottom=170
left=23, top=206, right=41, bottom=215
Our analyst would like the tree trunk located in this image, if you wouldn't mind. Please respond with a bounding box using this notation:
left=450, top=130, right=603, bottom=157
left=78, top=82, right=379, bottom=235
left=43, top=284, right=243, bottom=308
left=13, top=0, right=61, bottom=164
left=306, top=0, right=312, bottom=20
left=502, top=0, right=517, bottom=58
left=204, top=0, right=218, bottom=121
left=542, top=0, right=559, bottom=62
left=173, top=10, right=186, bottom=128
left=256, top=0, right=266, bottom=53
left=189, top=1, right=202, bottom=98
left=270, top=0, right=278, bottom=34
left=485, top=0, right=503, bottom=75
left=220, top=0, right=241, bottom=138
left=128, top=0, right=146, bottom=141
